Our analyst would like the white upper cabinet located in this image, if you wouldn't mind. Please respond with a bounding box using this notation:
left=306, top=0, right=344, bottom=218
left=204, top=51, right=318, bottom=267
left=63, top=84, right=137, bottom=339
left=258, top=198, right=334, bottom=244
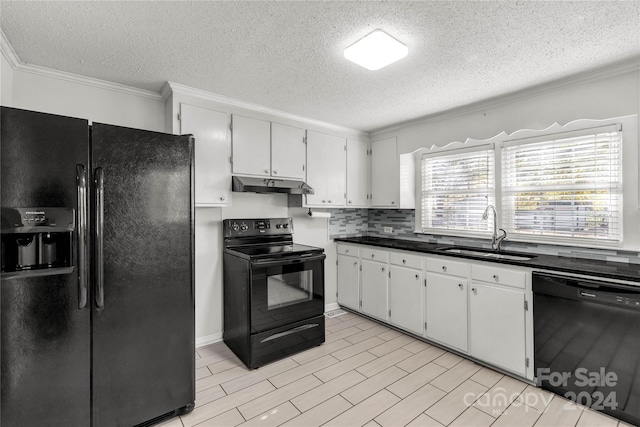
left=231, top=116, right=306, bottom=180
left=271, top=122, right=305, bottom=180
left=371, top=137, right=399, bottom=207
left=179, top=103, right=231, bottom=206
left=346, top=139, right=370, bottom=207
left=231, top=115, right=271, bottom=177
left=305, top=130, right=346, bottom=207
left=371, top=137, right=415, bottom=209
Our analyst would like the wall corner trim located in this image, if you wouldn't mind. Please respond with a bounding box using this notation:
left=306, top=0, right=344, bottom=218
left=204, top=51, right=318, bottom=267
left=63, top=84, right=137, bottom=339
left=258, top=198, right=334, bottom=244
left=1, top=30, right=163, bottom=101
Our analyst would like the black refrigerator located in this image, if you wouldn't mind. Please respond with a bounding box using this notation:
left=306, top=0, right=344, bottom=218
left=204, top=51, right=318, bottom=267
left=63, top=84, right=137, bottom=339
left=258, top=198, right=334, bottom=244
left=0, top=107, right=195, bottom=426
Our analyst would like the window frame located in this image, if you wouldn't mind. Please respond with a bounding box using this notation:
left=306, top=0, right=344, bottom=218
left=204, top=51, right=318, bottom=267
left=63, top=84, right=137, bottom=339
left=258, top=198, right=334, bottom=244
left=501, top=124, right=623, bottom=247
left=414, top=117, right=634, bottom=249
left=415, top=141, right=498, bottom=239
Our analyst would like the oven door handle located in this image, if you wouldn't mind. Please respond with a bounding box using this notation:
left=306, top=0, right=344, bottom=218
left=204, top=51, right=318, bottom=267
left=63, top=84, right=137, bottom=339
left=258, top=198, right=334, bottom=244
left=251, top=253, right=326, bottom=267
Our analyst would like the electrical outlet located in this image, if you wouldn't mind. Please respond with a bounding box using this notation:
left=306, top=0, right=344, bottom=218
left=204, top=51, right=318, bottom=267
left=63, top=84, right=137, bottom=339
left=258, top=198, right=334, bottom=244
left=383, top=226, right=393, bottom=233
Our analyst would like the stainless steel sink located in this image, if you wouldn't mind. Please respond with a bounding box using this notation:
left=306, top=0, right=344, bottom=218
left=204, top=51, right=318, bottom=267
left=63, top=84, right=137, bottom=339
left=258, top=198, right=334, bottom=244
left=439, top=247, right=535, bottom=261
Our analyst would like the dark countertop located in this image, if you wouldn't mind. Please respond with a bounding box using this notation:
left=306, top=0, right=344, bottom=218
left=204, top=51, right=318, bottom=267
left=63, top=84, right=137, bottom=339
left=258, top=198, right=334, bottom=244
left=334, top=236, right=640, bottom=283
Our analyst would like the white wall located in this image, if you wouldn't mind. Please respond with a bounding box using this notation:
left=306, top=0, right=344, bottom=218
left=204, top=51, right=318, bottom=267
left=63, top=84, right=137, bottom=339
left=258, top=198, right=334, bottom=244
left=6, top=66, right=164, bottom=132
left=372, top=68, right=640, bottom=252
left=1, top=54, right=14, bottom=106
left=373, top=69, right=639, bottom=153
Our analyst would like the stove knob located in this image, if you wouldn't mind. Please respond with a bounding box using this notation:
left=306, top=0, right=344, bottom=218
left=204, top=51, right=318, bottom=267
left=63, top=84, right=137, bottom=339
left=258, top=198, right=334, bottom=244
left=275, top=224, right=282, bottom=229
left=283, top=223, right=289, bottom=229
left=230, top=223, right=240, bottom=232
left=240, top=223, right=249, bottom=231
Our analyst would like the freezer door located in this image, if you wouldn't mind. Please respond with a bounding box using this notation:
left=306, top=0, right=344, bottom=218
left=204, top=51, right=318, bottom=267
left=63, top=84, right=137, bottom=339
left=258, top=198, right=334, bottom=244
left=1, top=107, right=91, bottom=426
left=90, top=123, right=195, bottom=426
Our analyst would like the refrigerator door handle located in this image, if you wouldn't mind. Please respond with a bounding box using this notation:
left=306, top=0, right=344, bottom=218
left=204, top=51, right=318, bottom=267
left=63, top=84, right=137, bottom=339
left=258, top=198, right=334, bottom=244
left=76, top=164, right=88, bottom=310
left=94, top=167, right=105, bottom=310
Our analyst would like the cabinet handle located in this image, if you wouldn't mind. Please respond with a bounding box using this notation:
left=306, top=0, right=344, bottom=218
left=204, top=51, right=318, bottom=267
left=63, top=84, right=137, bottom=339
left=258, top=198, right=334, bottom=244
left=382, top=267, right=385, bottom=272
left=348, top=200, right=352, bottom=204
left=264, top=169, right=270, bottom=174
left=415, top=274, right=419, bottom=279
left=459, top=283, right=464, bottom=290
left=345, top=249, right=349, bottom=253
left=273, top=170, right=278, bottom=174
left=472, top=287, right=477, bottom=294
left=371, top=254, right=375, bottom=258
left=391, top=201, right=396, bottom=204
left=328, top=200, right=332, bottom=203
left=220, top=196, right=226, bottom=201
left=442, top=266, right=447, bottom=272
left=322, top=200, right=326, bottom=203
left=354, top=261, right=358, bottom=266
left=493, top=274, right=499, bottom=281
left=402, top=259, right=406, bottom=264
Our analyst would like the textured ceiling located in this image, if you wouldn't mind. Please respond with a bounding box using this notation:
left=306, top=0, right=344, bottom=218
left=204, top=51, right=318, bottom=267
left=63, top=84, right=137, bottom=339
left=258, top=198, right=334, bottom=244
left=1, top=1, right=639, bottom=132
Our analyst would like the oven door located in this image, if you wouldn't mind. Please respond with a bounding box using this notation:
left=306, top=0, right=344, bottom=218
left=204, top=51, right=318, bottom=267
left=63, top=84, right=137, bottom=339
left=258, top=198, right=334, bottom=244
left=249, top=253, right=325, bottom=333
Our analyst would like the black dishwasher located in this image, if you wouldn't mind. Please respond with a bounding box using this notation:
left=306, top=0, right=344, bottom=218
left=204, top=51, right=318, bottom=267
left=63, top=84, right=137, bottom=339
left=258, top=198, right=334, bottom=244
left=533, top=272, right=640, bottom=426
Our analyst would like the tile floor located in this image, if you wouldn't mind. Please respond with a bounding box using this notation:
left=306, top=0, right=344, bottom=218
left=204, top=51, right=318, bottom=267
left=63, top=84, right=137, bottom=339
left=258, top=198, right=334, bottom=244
left=160, top=312, right=633, bottom=427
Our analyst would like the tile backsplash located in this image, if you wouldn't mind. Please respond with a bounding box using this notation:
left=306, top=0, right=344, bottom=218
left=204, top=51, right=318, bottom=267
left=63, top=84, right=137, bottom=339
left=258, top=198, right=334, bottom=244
left=329, top=208, right=640, bottom=264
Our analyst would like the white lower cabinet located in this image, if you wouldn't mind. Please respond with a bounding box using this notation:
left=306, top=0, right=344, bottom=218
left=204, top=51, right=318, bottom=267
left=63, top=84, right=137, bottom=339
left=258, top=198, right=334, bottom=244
left=337, top=253, right=360, bottom=311
left=360, top=259, right=388, bottom=322
left=469, top=282, right=527, bottom=377
left=335, top=242, right=532, bottom=379
left=425, top=272, right=468, bottom=352
left=389, top=265, right=423, bottom=335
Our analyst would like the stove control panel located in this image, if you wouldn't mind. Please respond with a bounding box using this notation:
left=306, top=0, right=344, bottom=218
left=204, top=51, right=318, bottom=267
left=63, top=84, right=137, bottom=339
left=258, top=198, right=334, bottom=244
left=224, top=218, right=293, bottom=237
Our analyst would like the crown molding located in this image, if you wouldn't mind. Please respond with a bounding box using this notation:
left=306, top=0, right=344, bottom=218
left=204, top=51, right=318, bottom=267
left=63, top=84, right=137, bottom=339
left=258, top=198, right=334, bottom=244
left=0, top=29, right=20, bottom=69
left=163, top=81, right=367, bottom=137
left=1, top=30, right=163, bottom=101
left=371, top=58, right=640, bottom=137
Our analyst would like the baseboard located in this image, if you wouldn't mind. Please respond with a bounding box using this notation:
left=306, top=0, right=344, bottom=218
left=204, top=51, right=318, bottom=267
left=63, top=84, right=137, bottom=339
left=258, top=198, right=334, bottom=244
left=325, top=302, right=340, bottom=313
left=195, top=332, right=222, bottom=348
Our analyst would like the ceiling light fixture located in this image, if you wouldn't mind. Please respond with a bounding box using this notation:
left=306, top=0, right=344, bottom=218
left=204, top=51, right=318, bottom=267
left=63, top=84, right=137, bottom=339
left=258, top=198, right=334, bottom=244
left=344, top=29, right=408, bottom=71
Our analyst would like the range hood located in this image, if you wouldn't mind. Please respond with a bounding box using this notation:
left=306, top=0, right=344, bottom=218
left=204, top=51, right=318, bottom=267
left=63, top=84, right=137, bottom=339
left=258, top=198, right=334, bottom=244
left=232, top=176, right=314, bottom=195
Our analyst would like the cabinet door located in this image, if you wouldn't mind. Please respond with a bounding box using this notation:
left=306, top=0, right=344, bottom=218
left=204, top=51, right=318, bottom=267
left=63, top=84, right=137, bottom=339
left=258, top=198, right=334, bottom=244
left=360, top=259, right=388, bottom=322
left=325, top=135, right=347, bottom=207
left=180, top=104, right=230, bottom=206
left=271, top=123, right=305, bottom=180
left=346, top=139, right=370, bottom=207
left=425, top=272, right=468, bottom=352
left=305, top=131, right=346, bottom=207
left=231, top=115, right=270, bottom=176
left=337, top=255, right=360, bottom=311
left=305, top=130, right=327, bottom=205
left=371, top=138, right=398, bottom=207
left=469, top=283, right=526, bottom=376
left=389, top=266, right=423, bottom=335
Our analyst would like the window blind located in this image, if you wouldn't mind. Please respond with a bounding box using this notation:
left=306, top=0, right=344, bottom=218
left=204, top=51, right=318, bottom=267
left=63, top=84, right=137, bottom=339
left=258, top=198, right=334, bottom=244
left=421, top=148, right=495, bottom=233
left=502, top=128, right=622, bottom=244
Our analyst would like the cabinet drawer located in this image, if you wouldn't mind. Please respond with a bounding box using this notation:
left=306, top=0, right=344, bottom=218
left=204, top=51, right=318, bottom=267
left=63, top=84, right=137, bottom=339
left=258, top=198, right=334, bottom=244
left=471, top=264, right=526, bottom=289
left=361, top=247, right=389, bottom=262
left=426, top=257, right=468, bottom=277
left=337, top=244, right=360, bottom=257
left=389, top=252, right=423, bottom=269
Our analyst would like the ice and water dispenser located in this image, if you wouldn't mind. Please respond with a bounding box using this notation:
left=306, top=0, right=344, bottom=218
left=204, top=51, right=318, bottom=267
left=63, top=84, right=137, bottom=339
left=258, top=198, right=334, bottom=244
left=1, top=207, right=74, bottom=278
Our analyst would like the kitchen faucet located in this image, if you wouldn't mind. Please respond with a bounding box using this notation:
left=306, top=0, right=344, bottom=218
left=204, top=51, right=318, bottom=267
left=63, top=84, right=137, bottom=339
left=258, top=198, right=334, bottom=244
left=482, top=205, right=507, bottom=251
